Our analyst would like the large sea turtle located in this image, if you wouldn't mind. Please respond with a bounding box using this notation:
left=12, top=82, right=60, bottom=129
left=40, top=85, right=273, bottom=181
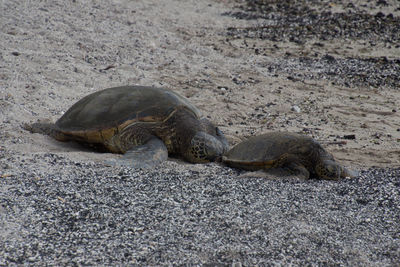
left=222, top=132, right=357, bottom=180
left=25, top=85, right=229, bottom=168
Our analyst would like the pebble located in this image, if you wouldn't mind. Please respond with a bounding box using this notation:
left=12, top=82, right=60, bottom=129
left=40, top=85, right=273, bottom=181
left=291, top=105, right=301, bottom=113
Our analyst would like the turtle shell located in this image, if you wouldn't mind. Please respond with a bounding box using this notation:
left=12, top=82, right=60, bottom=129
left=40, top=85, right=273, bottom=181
left=55, top=85, right=200, bottom=144
left=223, top=132, right=324, bottom=170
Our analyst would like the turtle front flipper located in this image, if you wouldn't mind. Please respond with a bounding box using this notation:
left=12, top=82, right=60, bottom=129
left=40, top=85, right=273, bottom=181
left=105, top=137, right=168, bottom=169
left=284, top=162, right=311, bottom=179
left=273, top=153, right=311, bottom=179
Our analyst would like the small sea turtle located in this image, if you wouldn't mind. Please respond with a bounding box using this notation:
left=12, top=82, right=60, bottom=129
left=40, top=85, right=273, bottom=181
left=25, top=85, right=229, bottom=168
left=223, top=132, right=356, bottom=180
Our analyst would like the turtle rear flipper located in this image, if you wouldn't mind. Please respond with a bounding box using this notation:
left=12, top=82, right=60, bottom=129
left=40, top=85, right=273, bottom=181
left=23, top=121, right=69, bottom=141
left=105, top=137, right=168, bottom=169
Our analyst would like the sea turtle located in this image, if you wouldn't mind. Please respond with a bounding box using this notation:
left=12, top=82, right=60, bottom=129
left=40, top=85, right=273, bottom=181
left=222, top=132, right=357, bottom=180
left=25, top=85, right=229, bottom=168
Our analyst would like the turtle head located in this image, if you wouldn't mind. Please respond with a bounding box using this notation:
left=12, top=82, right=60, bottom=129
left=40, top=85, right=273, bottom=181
left=184, top=119, right=229, bottom=163
left=316, top=160, right=358, bottom=180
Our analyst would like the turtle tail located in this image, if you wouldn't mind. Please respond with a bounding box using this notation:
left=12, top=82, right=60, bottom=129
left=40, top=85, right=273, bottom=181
left=22, top=121, right=68, bottom=141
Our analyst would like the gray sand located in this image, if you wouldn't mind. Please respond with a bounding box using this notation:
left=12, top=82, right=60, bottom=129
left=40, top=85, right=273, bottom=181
left=1, top=0, right=400, bottom=265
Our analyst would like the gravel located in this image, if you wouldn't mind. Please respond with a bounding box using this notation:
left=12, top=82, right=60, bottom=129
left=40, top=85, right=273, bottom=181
left=1, top=152, right=399, bottom=265
left=224, top=0, right=400, bottom=89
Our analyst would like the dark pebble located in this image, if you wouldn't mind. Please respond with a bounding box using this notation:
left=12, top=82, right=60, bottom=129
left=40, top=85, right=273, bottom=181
left=322, top=54, right=336, bottom=62
left=343, top=134, right=356, bottom=140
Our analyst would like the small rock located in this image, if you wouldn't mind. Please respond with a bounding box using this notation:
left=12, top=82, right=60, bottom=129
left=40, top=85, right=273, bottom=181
left=28, top=256, right=37, bottom=262
left=322, top=54, right=336, bottom=62
left=291, top=105, right=301, bottom=113
left=377, top=0, right=388, bottom=6
left=343, top=134, right=356, bottom=140
left=375, top=12, right=385, bottom=18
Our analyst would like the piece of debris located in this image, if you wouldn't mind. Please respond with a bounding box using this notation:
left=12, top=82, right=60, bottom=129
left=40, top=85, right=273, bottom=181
left=343, top=134, right=356, bottom=140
